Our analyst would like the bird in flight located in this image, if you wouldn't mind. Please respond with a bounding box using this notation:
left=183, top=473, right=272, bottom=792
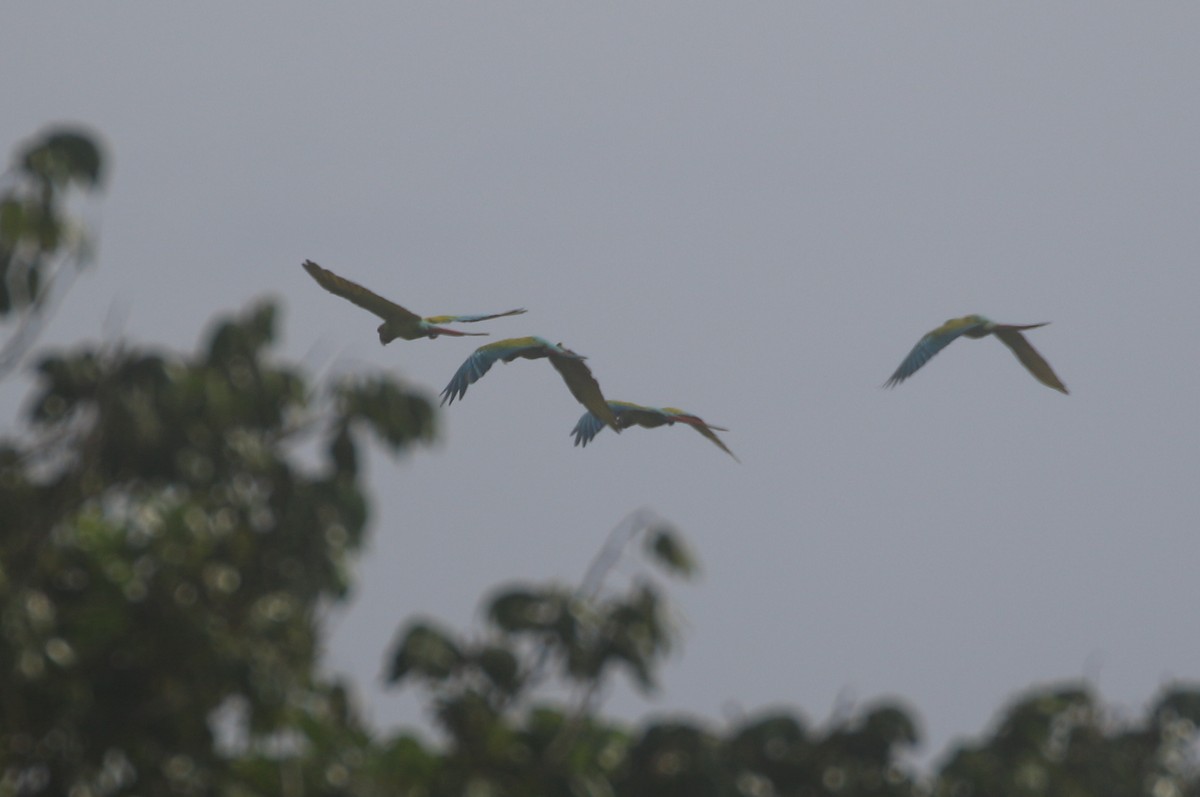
left=301, top=260, right=525, bottom=343
left=440, top=336, right=622, bottom=431
left=885, top=314, right=1068, bottom=393
left=571, top=400, right=739, bottom=461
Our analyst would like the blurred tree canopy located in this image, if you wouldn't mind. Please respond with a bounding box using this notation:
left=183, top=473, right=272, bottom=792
left=2, top=127, right=1198, bottom=796
left=0, top=126, right=105, bottom=378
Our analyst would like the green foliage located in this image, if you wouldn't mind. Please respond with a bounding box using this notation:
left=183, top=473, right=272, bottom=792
left=333, top=376, right=436, bottom=464
left=369, top=523, right=922, bottom=797
left=482, top=582, right=673, bottom=690
left=362, top=666, right=1200, bottom=797
left=0, top=127, right=106, bottom=379
left=18, top=130, right=105, bottom=191
left=387, top=622, right=466, bottom=684
left=0, top=301, right=435, bottom=796
left=0, top=126, right=103, bottom=313
left=935, top=682, right=1200, bottom=797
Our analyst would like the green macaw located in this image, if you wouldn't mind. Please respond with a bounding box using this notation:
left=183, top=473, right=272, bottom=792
left=571, top=400, right=738, bottom=461
left=302, top=260, right=525, bottom=343
left=886, top=315, right=1068, bottom=393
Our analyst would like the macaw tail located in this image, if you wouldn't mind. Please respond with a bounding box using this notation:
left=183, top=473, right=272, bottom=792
left=429, top=326, right=489, bottom=338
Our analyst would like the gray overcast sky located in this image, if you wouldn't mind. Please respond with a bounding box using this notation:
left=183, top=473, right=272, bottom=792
left=4, top=3, right=1199, bottom=764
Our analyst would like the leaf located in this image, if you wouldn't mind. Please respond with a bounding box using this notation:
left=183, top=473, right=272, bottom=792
left=729, top=713, right=808, bottom=755
left=1153, top=686, right=1200, bottom=727
left=487, top=588, right=567, bottom=633
left=205, top=301, right=278, bottom=365
left=19, top=127, right=105, bottom=189
left=474, top=645, right=521, bottom=695
left=373, top=734, right=442, bottom=786
left=862, top=704, right=920, bottom=748
left=0, top=197, right=25, bottom=243
left=328, top=422, right=358, bottom=476
left=386, top=621, right=463, bottom=684
left=644, top=525, right=698, bottom=579
left=336, top=375, right=436, bottom=453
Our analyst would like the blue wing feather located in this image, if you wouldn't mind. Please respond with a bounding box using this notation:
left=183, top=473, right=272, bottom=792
left=570, top=410, right=610, bottom=447
left=440, top=349, right=497, bottom=405
left=439, top=337, right=549, bottom=405
left=885, top=317, right=985, bottom=387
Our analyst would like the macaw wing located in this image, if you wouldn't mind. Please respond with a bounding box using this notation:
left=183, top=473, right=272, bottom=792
left=675, top=416, right=740, bottom=462
left=302, top=260, right=421, bottom=325
left=992, top=327, right=1069, bottom=394
left=439, top=349, right=497, bottom=405
left=884, top=317, right=985, bottom=387
left=570, top=410, right=609, bottom=447
left=660, top=408, right=727, bottom=431
left=691, top=424, right=739, bottom=462
left=425, top=308, right=527, bottom=324
left=439, top=338, right=548, bottom=405
left=548, top=356, right=621, bottom=432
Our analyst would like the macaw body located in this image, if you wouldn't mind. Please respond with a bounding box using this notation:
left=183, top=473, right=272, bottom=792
left=571, top=400, right=739, bottom=461
left=885, top=314, right=1068, bottom=393
left=302, top=260, right=525, bottom=343
left=440, top=337, right=622, bottom=431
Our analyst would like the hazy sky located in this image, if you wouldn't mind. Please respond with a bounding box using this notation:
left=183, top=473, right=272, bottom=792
left=4, top=3, right=1199, bottom=765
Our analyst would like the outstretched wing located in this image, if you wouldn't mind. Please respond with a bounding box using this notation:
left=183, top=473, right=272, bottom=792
left=884, top=316, right=987, bottom=387
left=674, top=415, right=740, bottom=462
left=425, top=308, right=527, bottom=324
left=302, top=260, right=420, bottom=325
left=549, top=356, right=621, bottom=432
left=439, top=338, right=545, bottom=405
left=992, top=326, right=1069, bottom=394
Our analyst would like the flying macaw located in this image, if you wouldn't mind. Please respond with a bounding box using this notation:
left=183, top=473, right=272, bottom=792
left=571, top=400, right=739, bottom=461
left=885, top=314, right=1068, bottom=394
left=301, top=260, right=525, bottom=343
left=440, top=337, right=622, bottom=431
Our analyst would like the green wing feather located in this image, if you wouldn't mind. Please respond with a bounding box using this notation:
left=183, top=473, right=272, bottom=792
left=548, top=356, right=621, bottom=431
left=992, top=326, right=1069, bottom=394
left=302, top=260, right=421, bottom=326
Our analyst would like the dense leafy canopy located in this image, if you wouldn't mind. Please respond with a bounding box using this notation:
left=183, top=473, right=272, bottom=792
left=1, top=298, right=435, bottom=794
left=2, top=127, right=1197, bottom=796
